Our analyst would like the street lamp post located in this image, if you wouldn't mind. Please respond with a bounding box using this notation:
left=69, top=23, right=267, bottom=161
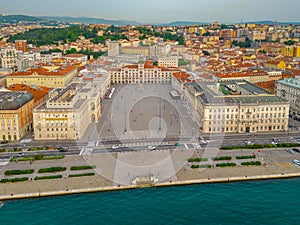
left=124, top=103, right=127, bottom=133
left=159, top=98, right=162, bottom=131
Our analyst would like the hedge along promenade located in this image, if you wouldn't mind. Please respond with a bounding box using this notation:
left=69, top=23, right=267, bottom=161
left=38, top=167, right=66, bottom=173
left=69, top=173, right=95, bottom=178
left=70, top=166, right=96, bottom=171
left=4, top=169, right=34, bottom=175
left=187, top=158, right=208, bottom=162
left=216, top=163, right=236, bottom=167
left=236, top=155, right=256, bottom=160
left=34, top=175, right=63, bottom=180
left=212, top=156, right=232, bottom=161
left=220, top=143, right=300, bottom=150
left=241, top=161, right=262, bottom=166
left=0, top=177, right=29, bottom=183
left=191, top=165, right=212, bottom=169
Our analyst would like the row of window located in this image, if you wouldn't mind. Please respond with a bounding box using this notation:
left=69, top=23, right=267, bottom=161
left=1, top=134, right=18, bottom=141
left=208, top=119, right=286, bottom=125
left=37, top=128, right=73, bottom=132
left=208, top=125, right=286, bottom=132
left=1, top=126, right=17, bottom=131
left=38, top=133, right=76, bottom=138
left=208, top=113, right=287, bottom=120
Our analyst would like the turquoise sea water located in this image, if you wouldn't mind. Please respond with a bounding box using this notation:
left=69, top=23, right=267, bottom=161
left=1, top=179, right=300, bottom=225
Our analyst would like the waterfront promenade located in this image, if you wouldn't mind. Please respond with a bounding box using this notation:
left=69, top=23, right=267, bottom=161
left=1, top=147, right=300, bottom=201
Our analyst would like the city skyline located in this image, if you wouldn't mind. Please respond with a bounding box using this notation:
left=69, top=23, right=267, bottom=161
left=1, top=0, right=299, bottom=24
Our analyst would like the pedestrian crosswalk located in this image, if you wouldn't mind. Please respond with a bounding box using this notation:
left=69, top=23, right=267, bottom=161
left=101, top=135, right=181, bottom=141
left=79, top=148, right=93, bottom=156
left=78, top=140, right=204, bottom=156
left=119, top=141, right=169, bottom=147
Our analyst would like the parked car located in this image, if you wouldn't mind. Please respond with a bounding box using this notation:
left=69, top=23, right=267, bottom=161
left=244, top=140, right=252, bottom=145
left=16, top=152, right=25, bottom=157
left=148, top=146, right=155, bottom=150
left=57, top=147, right=68, bottom=152
left=293, top=159, right=300, bottom=166
left=286, top=149, right=294, bottom=154
left=292, top=148, right=300, bottom=153
left=112, top=145, right=119, bottom=149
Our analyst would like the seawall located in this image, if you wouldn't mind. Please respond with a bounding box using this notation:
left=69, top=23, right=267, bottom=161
left=1, top=172, right=300, bottom=201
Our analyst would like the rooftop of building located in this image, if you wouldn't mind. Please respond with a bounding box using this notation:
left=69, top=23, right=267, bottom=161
left=7, top=84, right=51, bottom=102
left=277, top=76, right=300, bottom=89
left=214, top=69, right=268, bottom=79
left=253, top=80, right=276, bottom=93
left=8, top=65, right=77, bottom=77
left=35, top=82, right=99, bottom=111
left=0, top=91, right=33, bottom=110
left=110, top=62, right=179, bottom=72
left=173, top=71, right=194, bottom=83
left=63, top=53, right=87, bottom=58
left=185, top=80, right=287, bottom=105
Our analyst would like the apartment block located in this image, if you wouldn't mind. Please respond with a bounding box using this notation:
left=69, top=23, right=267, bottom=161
left=14, top=40, right=27, bottom=52
left=108, top=41, right=120, bottom=57
left=158, top=55, right=178, bottom=68
left=0, top=46, right=17, bottom=69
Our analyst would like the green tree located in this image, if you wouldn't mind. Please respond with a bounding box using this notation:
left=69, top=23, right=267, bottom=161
left=202, top=50, right=210, bottom=56
left=284, top=40, right=295, bottom=46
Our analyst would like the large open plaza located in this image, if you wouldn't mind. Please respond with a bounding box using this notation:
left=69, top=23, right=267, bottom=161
left=82, top=83, right=201, bottom=145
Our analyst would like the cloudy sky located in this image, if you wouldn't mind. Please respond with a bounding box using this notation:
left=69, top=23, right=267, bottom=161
left=0, top=0, right=298, bottom=23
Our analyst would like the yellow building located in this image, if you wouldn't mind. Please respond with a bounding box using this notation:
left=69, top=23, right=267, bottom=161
left=295, top=46, right=300, bottom=58
left=188, top=26, right=197, bottom=33
left=281, top=46, right=294, bottom=57
left=0, top=92, right=34, bottom=141
left=121, top=46, right=149, bottom=56
left=6, top=65, right=77, bottom=88
left=33, top=82, right=101, bottom=140
left=264, top=61, right=286, bottom=70
left=246, top=24, right=256, bottom=28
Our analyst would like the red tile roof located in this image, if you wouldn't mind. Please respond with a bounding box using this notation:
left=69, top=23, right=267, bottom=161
left=173, top=71, right=194, bottom=83
left=214, top=69, right=268, bottom=78
left=7, top=84, right=51, bottom=102
left=253, top=81, right=276, bottom=93
left=64, top=54, right=87, bottom=58
left=9, top=65, right=76, bottom=77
